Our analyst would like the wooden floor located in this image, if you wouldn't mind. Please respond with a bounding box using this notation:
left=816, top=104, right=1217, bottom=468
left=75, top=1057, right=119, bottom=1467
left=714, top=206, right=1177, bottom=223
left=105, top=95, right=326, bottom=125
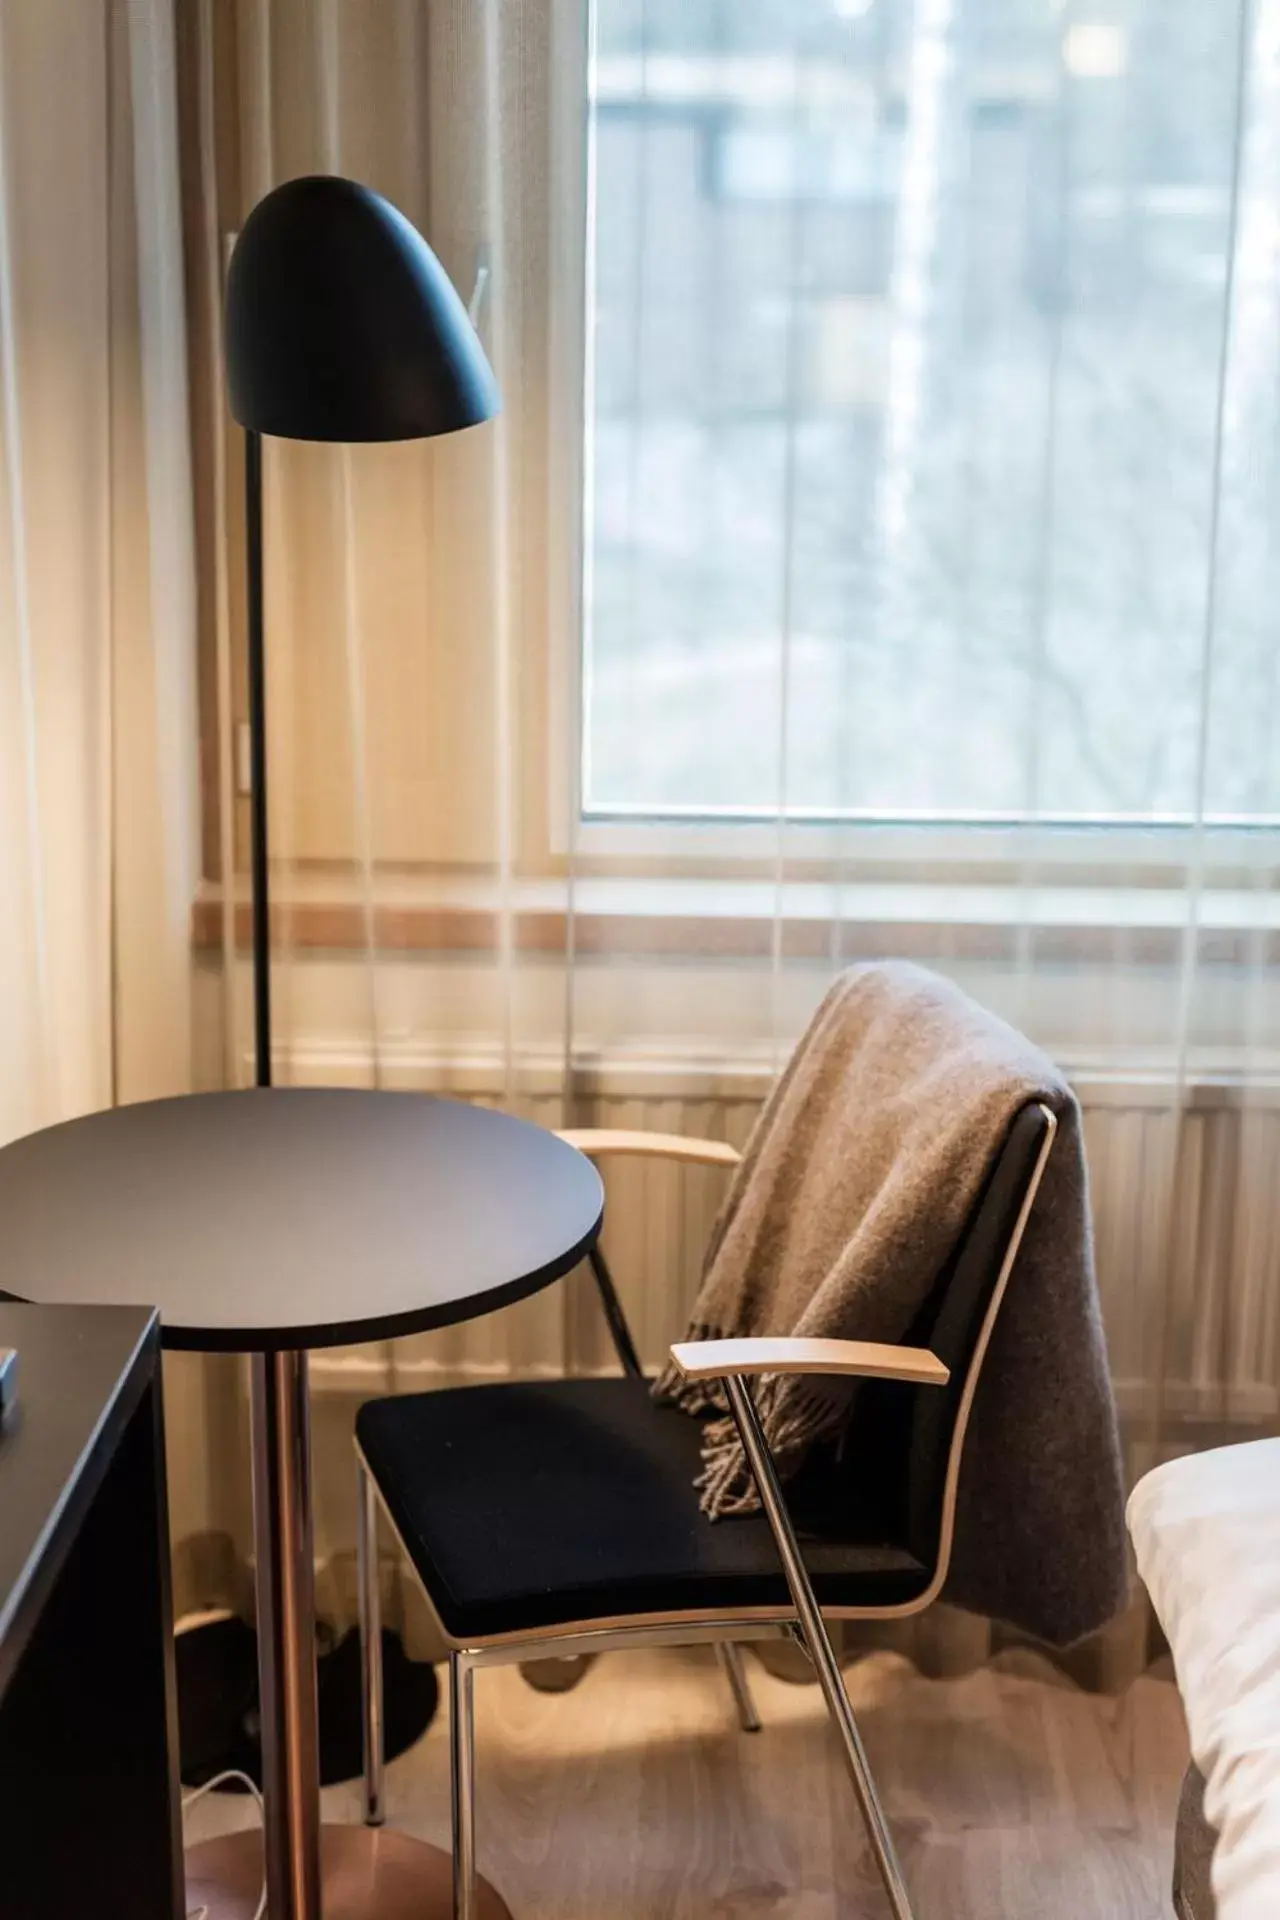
left=184, top=1643, right=1189, bottom=1917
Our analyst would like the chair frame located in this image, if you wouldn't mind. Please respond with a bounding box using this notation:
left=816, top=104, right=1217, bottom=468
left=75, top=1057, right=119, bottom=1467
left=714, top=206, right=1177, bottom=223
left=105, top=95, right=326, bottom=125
left=355, top=1103, right=1057, bottom=1920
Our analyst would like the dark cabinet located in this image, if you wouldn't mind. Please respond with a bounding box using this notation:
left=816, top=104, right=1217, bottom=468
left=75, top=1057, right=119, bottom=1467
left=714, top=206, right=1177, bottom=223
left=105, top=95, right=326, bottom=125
left=0, top=1304, right=181, bottom=1920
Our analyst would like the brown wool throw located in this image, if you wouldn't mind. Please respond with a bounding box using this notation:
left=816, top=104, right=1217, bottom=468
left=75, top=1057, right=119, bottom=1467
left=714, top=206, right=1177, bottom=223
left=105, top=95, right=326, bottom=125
left=654, top=961, right=1128, bottom=1648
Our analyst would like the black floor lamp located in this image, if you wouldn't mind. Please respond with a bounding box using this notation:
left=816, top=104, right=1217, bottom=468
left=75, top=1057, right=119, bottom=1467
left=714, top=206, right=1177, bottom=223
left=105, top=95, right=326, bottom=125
left=219, top=175, right=499, bottom=1916
left=224, top=174, right=499, bottom=1088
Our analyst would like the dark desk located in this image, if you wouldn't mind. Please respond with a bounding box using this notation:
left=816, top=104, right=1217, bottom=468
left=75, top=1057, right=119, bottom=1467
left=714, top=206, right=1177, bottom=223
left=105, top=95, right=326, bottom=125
left=0, top=1303, right=181, bottom=1920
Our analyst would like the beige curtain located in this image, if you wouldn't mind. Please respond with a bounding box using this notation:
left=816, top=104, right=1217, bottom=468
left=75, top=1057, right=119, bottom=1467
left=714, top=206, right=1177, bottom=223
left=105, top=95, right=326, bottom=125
left=0, top=0, right=210, bottom=1544
left=0, top=0, right=196, bottom=1125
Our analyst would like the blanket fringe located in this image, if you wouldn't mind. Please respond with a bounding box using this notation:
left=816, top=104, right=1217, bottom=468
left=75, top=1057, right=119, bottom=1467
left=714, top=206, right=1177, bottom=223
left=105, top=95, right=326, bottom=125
left=654, top=1327, right=850, bottom=1518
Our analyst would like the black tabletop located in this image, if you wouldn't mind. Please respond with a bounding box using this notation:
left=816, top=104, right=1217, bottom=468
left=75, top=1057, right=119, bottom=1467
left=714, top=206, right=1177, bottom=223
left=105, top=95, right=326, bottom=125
left=0, top=1303, right=159, bottom=1695
left=0, top=1090, right=603, bottom=1353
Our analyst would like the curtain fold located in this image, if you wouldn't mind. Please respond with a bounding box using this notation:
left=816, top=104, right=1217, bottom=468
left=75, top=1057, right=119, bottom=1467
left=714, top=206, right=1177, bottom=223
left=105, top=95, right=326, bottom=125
left=0, top=0, right=203, bottom=1536
left=177, top=0, right=592, bottom=1636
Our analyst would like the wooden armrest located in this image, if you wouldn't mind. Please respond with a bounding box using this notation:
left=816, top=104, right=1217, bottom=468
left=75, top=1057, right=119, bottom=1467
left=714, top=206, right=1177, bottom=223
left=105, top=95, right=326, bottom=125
left=556, top=1128, right=741, bottom=1170
left=668, top=1337, right=949, bottom=1387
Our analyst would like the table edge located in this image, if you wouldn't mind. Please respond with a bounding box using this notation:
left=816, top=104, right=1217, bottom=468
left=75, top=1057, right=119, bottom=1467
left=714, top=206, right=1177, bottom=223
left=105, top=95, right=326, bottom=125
left=149, top=1198, right=604, bottom=1353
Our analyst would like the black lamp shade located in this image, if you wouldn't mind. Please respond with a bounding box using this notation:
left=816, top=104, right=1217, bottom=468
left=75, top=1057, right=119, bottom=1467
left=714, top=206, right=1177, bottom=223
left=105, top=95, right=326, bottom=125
left=225, top=175, right=500, bottom=443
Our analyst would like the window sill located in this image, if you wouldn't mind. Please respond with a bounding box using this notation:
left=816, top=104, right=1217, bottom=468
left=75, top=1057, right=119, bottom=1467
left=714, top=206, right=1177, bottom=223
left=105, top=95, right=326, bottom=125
left=191, top=874, right=1280, bottom=964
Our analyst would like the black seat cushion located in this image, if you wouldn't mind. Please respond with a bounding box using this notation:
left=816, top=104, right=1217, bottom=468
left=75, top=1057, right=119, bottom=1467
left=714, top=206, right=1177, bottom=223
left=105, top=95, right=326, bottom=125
left=356, top=1376, right=930, bottom=1642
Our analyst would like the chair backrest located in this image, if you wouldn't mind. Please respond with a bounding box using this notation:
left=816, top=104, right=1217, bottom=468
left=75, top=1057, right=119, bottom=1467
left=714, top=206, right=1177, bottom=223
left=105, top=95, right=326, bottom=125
left=819, top=1100, right=1056, bottom=1578
left=901, top=1099, right=1054, bottom=1571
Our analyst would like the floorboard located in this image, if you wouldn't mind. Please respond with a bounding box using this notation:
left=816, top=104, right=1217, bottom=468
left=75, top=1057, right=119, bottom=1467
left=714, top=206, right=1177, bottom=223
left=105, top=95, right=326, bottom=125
left=182, top=1643, right=1188, bottom=1917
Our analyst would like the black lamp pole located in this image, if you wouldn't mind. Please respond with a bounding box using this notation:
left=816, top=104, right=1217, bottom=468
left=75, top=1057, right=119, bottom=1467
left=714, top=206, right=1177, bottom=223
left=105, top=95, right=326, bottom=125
left=223, top=174, right=499, bottom=1920
left=244, top=428, right=272, bottom=1089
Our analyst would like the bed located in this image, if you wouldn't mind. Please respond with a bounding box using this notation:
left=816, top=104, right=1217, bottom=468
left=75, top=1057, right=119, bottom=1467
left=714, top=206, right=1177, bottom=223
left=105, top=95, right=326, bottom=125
left=1128, top=1437, right=1280, bottom=1919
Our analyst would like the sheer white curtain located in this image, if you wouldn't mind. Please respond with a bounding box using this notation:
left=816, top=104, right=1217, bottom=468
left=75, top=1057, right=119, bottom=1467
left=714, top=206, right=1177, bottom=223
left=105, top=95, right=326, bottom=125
left=577, top=0, right=1280, bottom=1501
left=170, top=0, right=1280, bottom=1671
left=181, top=0, right=593, bottom=1628
left=9, top=0, right=1278, bottom=1681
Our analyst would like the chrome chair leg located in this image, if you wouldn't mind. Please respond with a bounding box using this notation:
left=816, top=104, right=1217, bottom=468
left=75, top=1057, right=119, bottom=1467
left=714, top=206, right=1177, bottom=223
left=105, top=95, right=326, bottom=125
left=716, top=1641, right=762, bottom=1732
left=450, top=1649, right=478, bottom=1920
left=356, top=1459, right=385, bottom=1827
left=724, top=1376, right=917, bottom=1920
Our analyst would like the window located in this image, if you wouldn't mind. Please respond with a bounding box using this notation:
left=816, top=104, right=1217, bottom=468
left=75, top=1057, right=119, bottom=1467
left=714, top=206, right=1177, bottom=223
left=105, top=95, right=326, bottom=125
left=580, top=0, right=1278, bottom=827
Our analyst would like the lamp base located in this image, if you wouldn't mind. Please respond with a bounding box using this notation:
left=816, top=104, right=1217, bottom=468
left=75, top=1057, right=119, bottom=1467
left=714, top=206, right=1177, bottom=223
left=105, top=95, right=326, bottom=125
left=185, top=1824, right=513, bottom=1919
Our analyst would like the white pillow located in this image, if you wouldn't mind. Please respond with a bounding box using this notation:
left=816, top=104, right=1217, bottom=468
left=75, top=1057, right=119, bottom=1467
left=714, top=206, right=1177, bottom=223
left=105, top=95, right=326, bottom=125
left=1129, top=1439, right=1280, bottom=1919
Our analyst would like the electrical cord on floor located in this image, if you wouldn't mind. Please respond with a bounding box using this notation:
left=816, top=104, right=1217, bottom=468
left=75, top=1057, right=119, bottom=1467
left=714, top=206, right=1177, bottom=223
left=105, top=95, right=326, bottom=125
left=181, top=1768, right=267, bottom=1920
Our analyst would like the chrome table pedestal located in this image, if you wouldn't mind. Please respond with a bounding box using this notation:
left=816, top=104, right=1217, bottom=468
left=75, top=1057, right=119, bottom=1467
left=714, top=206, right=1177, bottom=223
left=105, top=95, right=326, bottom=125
left=184, top=1351, right=514, bottom=1920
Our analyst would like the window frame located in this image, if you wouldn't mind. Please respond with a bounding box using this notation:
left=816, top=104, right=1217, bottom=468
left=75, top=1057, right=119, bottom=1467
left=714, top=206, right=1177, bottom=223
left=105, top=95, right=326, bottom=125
left=549, top=0, right=1280, bottom=890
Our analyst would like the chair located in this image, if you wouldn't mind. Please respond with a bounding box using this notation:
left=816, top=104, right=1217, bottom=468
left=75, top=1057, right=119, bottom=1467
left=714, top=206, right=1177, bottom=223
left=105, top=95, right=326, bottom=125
left=354, top=1100, right=1057, bottom=1919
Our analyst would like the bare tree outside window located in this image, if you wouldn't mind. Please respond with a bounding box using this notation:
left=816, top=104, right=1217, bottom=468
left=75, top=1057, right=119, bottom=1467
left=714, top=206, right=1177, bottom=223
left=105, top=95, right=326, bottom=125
left=582, top=0, right=1280, bottom=824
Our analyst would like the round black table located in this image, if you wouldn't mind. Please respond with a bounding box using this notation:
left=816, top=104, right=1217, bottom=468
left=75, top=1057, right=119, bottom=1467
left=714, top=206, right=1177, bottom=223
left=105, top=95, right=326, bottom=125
left=0, top=1087, right=603, bottom=1920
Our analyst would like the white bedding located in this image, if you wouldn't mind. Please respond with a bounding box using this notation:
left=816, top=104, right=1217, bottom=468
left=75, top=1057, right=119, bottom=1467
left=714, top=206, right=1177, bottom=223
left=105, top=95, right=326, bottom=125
left=1128, top=1439, right=1280, bottom=1919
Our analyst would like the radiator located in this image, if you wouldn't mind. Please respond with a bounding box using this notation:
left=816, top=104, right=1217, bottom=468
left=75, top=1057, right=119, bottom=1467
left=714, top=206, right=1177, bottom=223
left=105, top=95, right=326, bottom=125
left=303, top=1055, right=1280, bottom=1459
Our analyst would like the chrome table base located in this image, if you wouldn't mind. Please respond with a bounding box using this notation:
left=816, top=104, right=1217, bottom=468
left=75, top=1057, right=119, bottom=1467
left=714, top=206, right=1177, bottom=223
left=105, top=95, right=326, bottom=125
left=187, top=1359, right=516, bottom=1918
left=184, top=1824, right=513, bottom=1920
left=183, top=1353, right=517, bottom=1920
